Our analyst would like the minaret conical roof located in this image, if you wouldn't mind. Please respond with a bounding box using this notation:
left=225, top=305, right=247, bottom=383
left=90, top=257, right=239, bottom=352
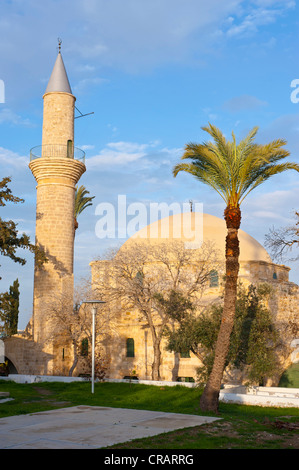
left=45, top=51, right=72, bottom=94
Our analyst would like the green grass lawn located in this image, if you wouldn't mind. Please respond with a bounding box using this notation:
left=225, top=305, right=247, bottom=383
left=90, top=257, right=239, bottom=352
left=279, top=364, right=299, bottom=388
left=0, top=380, right=298, bottom=449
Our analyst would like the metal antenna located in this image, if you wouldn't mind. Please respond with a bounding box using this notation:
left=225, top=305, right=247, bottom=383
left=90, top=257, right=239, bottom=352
left=75, top=106, right=94, bottom=119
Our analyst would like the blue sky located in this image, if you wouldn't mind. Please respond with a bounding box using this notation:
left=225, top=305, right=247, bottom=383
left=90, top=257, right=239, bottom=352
left=1, top=0, right=299, bottom=329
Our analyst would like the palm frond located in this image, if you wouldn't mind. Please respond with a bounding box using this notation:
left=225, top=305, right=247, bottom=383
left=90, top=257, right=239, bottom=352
left=74, top=185, right=95, bottom=218
left=173, top=123, right=299, bottom=208
left=239, top=162, right=299, bottom=204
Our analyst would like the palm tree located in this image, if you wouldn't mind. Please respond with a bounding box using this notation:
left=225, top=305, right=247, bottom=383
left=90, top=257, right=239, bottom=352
left=173, top=123, right=299, bottom=412
left=74, top=185, right=95, bottom=233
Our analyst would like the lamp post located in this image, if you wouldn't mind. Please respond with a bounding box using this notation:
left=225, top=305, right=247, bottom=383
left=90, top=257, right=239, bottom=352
left=81, top=300, right=106, bottom=393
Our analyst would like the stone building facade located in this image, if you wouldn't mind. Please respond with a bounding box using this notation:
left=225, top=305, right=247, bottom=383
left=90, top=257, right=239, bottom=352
left=90, top=213, right=299, bottom=385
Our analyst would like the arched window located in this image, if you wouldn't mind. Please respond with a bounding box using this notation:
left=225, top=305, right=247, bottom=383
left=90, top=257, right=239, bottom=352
left=180, top=350, right=190, bottom=358
left=209, top=270, right=219, bottom=287
left=126, top=338, right=135, bottom=357
left=67, top=139, right=73, bottom=158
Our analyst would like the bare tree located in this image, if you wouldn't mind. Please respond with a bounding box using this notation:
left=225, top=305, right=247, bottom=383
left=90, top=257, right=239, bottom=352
left=45, top=278, right=115, bottom=376
left=265, top=211, right=299, bottom=262
left=94, top=239, right=223, bottom=381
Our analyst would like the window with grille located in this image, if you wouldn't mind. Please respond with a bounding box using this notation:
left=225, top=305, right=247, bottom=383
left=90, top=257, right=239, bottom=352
left=180, top=350, right=190, bottom=358
left=209, top=270, right=219, bottom=287
left=126, top=338, right=135, bottom=357
left=81, top=338, right=88, bottom=356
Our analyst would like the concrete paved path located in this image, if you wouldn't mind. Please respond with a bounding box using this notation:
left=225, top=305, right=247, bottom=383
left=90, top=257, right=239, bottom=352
left=0, top=405, right=220, bottom=449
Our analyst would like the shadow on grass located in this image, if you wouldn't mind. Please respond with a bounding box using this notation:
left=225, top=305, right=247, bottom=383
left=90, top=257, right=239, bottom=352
left=0, top=381, right=298, bottom=449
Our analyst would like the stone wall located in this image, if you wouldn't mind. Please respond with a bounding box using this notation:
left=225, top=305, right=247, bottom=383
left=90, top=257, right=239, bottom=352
left=3, top=336, right=53, bottom=375
left=7, top=254, right=298, bottom=382
left=28, top=155, right=85, bottom=338
left=42, top=92, right=75, bottom=148
left=91, top=257, right=299, bottom=385
left=29, top=86, right=85, bottom=357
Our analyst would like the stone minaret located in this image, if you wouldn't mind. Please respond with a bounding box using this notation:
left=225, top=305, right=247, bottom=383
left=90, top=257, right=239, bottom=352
left=29, top=47, right=85, bottom=365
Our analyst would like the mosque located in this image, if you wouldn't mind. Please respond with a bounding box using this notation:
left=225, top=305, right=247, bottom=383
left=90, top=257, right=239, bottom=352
left=90, top=212, right=299, bottom=384
left=2, top=48, right=299, bottom=385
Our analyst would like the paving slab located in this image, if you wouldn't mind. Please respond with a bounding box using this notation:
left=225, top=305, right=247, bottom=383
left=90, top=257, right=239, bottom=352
left=0, top=405, right=220, bottom=449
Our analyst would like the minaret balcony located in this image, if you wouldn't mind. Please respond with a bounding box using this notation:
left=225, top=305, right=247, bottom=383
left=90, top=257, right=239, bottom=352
left=30, top=144, right=85, bottom=164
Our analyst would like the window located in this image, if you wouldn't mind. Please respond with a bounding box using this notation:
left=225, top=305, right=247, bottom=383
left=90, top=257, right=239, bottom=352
left=209, top=270, right=219, bottom=287
left=126, top=338, right=135, bottom=358
left=273, top=272, right=277, bottom=280
left=81, top=338, right=88, bottom=356
left=67, top=139, right=73, bottom=158
left=180, top=350, right=190, bottom=358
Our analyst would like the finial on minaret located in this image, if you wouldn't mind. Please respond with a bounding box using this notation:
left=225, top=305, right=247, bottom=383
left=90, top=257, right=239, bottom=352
left=45, top=40, right=72, bottom=94
left=58, top=37, right=62, bottom=54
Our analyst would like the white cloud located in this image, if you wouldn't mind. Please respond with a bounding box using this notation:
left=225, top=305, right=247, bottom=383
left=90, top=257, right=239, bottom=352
left=257, top=114, right=299, bottom=156
left=73, top=77, right=108, bottom=94
left=85, top=141, right=183, bottom=173
left=225, top=1, right=295, bottom=38
left=223, top=94, right=267, bottom=112
left=71, top=0, right=246, bottom=70
left=0, top=108, right=34, bottom=127
left=251, top=210, right=285, bottom=219
left=80, top=144, right=95, bottom=151
left=0, top=0, right=251, bottom=82
left=107, top=124, right=118, bottom=133
left=73, top=43, right=108, bottom=60
left=0, top=0, right=294, bottom=104
left=252, top=0, right=295, bottom=7
left=107, top=142, right=148, bottom=153
left=244, top=189, right=299, bottom=225
left=0, top=147, right=29, bottom=168
left=86, top=141, right=149, bottom=168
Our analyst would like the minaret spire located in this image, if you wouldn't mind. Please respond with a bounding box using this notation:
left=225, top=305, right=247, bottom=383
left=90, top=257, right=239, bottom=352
left=45, top=40, right=72, bottom=95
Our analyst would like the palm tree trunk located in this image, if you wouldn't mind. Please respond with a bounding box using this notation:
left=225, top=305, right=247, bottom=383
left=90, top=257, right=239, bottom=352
left=200, top=205, right=241, bottom=413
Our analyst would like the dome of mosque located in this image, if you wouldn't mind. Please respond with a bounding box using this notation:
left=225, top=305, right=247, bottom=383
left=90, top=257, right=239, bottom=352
left=123, top=212, right=272, bottom=263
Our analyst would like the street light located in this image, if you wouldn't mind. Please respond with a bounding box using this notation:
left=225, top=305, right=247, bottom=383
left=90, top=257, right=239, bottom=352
left=81, top=300, right=106, bottom=393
